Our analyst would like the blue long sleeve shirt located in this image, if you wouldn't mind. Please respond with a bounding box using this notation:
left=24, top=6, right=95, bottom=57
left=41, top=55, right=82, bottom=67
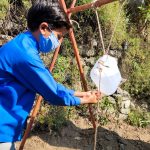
left=0, top=31, right=80, bottom=142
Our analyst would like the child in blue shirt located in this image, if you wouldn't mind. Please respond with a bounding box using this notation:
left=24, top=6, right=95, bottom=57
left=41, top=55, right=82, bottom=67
left=0, top=0, right=100, bottom=149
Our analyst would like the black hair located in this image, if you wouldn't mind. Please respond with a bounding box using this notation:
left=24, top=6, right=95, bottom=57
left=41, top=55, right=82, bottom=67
left=27, top=0, right=71, bottom=32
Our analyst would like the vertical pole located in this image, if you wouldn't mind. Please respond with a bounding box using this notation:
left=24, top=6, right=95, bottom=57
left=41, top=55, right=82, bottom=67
left=69, top=28, right=96, bottom=129
left=59, top=0, right=96, bottom=129
left=19, top=38, right=63, bottom=150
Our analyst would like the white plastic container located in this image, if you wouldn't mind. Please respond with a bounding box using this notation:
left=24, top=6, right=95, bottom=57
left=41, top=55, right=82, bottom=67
left=90, top=55, right=122, bottom=95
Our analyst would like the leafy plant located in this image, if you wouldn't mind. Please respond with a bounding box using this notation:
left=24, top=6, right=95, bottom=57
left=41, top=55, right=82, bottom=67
left=0, top=0, right=9, bottom=19
left=122, top=37, right=150, bottom=99
left=34, top=104, right=70, bottom=132
left=138, top=5, right=150, bottom=22
left=100, top=97, right=115, bottom=110
left=53, top=55, right=71, bottom=84
left=127, top=109, right=150, bottom=127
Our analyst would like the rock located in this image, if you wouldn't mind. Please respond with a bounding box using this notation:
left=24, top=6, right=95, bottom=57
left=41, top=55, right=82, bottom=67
left=113, top=94, right=123, bottom=101
left=120, top=78, right=127, bottom=85
left=122, top=91, right=130, bottom=97
left=122, top=97, right=130, bottom=101
left=129, top=0, right=145, bottom=6
left=112, top=88, right=132, bottom=119
left=119, top=144, right=125, bottom=150
left=141, top=102, right=148, bottom=110
left=91, top=39, right=98, bottom=47
left=106, top=145, right=113, bottom=150
left=74, top=136, right=82, bottom=140
left=117, top=138, right=128, bottom=145
left=120, top=108, right=130, bottom=115
left=130, top=102, right=135, bottom=109
left=79, top=57, right=86, bottom=66
left=104, top=105, right=116, bottom=115
left=109, top=49, right=121, bottom=58
left=84, top=145, right=93, bottom=149
left=79, top=45, right=97, bottom=57
left=121, top=100, right=131, bottom=109
left=0, top=34, right=13, bottom=45
left=104, top=134, right=114, bottom=141
left=84, top=65, right=90, bottom=76
left=108, top=96, right=116, bottom=104
left=116, top=88, right=130, bottom=97
left=116, top=87, right=123, bottom=94
left=118, top=113, right=128, bottom=120
left=84, top=57, right=96, bottom=67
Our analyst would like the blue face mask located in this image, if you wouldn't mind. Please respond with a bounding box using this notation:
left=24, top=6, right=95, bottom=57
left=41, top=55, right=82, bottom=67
left=39, top=32, right=60, bottom=53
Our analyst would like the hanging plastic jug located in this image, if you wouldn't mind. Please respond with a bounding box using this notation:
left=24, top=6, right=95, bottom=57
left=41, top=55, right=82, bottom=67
left=90, top=55, right=122, bottom=96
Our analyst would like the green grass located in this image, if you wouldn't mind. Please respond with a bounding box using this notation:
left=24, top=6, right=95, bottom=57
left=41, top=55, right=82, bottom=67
left=97, top=1, right=128, bottom=48
left=0, top=0, right=9, bottom=19
left=122, top=36, right=150, bottom=98
left=127, top=109, right=150, bottom=127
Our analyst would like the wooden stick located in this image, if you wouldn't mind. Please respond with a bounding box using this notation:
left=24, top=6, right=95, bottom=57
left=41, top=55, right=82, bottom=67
left=67, top=0, right=117, bottom=14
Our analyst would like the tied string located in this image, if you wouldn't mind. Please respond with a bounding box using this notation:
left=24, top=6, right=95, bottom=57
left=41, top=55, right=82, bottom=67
left=91, top=0, right=128, bottom=55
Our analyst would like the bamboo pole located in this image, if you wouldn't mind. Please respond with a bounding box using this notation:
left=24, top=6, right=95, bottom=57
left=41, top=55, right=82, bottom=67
left=67, top=0, right=117, bottom=14
left=59, top=0, right=96, bottom=129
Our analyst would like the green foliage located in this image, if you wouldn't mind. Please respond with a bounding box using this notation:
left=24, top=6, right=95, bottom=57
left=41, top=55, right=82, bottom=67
left=125, top=0, right=149, bottom=34
left=138, top=5, right=150, bottom=22
left=61, top=37, right=73, bottom=56
left=23, top=0, right=31, bottom=9
left=98, top=116, right=109, bottom=126
left=35, top=105, right=70, bottom=131
left=100, top=97, right=115, bottom=110
left=98, top=97, right=116, bottom=125
left=97, top=1, right=128, bottom=48
left=122, top=37, right=150, bottom=98
left=53, top=55, right=71, bottom=83
left=52, top=53, right=80, bottom=91
left=0, top=0, right=9, bottom=19
left=127, top=109, right=150, bottom=127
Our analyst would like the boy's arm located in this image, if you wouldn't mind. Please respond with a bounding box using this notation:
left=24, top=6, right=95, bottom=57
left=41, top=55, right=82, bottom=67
left=12, top=53, right=81, bottom=106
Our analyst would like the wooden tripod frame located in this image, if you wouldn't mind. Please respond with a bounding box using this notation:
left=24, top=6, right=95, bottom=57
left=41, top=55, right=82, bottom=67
left=19, top=0, right=116, bottom=149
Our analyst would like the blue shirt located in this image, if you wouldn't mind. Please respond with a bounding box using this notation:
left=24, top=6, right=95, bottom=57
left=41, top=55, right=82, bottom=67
left=0, top=31, right=80, bottom=142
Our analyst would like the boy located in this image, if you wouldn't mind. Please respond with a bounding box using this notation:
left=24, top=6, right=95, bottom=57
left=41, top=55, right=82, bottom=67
left=0, top=0, right=100, bottom=149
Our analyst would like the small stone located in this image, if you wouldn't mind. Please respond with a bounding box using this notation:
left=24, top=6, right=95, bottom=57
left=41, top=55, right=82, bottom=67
left=130, top=102, right=135, bottom=109
left=122, top=90, right=130, bottom=97
left=116, top=87, right=124, bottom=94
left=118, top=113, right=128, bottom=120
left=108, top=96, right=116, bottom=104
left=116, top=95, right=123, bottom=102
left=91, top=39, right=98, bottom=47
left=74, top=136, right=82, bottom=140
left=84, top=66, right=90, bottom=76
left=118, top=138, right=128, bottom=145
left=106, top=146, right=113, bottom=150
left=141, top=102, right=148, bottom=110
left=122, top=100, right=131, bottom=109
left=122, top=97, right=130, bottom=101
left=107, top=107, right=116, bottom=114
left=104, top=134, right=114, bottom=141
left=84, top=57, right=95, bottom=67
left=119, top=144, right=125, bottom=150
left=120, top=108, right=130, bottom=114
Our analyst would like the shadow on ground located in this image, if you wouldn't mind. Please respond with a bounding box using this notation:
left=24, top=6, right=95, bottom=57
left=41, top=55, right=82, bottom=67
left=28, top=120, right=150, bottom=150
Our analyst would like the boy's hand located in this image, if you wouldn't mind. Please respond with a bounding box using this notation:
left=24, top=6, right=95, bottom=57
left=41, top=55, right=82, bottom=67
left=74, top=91, right=101, bottom=104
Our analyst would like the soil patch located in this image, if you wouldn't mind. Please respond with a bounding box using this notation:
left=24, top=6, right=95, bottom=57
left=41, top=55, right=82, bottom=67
left=16, top=117, right=150, bottom=150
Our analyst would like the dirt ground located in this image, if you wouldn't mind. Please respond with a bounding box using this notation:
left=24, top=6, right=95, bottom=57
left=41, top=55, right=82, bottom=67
left=16, top=117, right=150, bottom=150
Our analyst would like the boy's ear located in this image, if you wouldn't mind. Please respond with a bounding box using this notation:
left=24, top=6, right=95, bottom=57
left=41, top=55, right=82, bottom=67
left=39, top=22, right=49, bottom=35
